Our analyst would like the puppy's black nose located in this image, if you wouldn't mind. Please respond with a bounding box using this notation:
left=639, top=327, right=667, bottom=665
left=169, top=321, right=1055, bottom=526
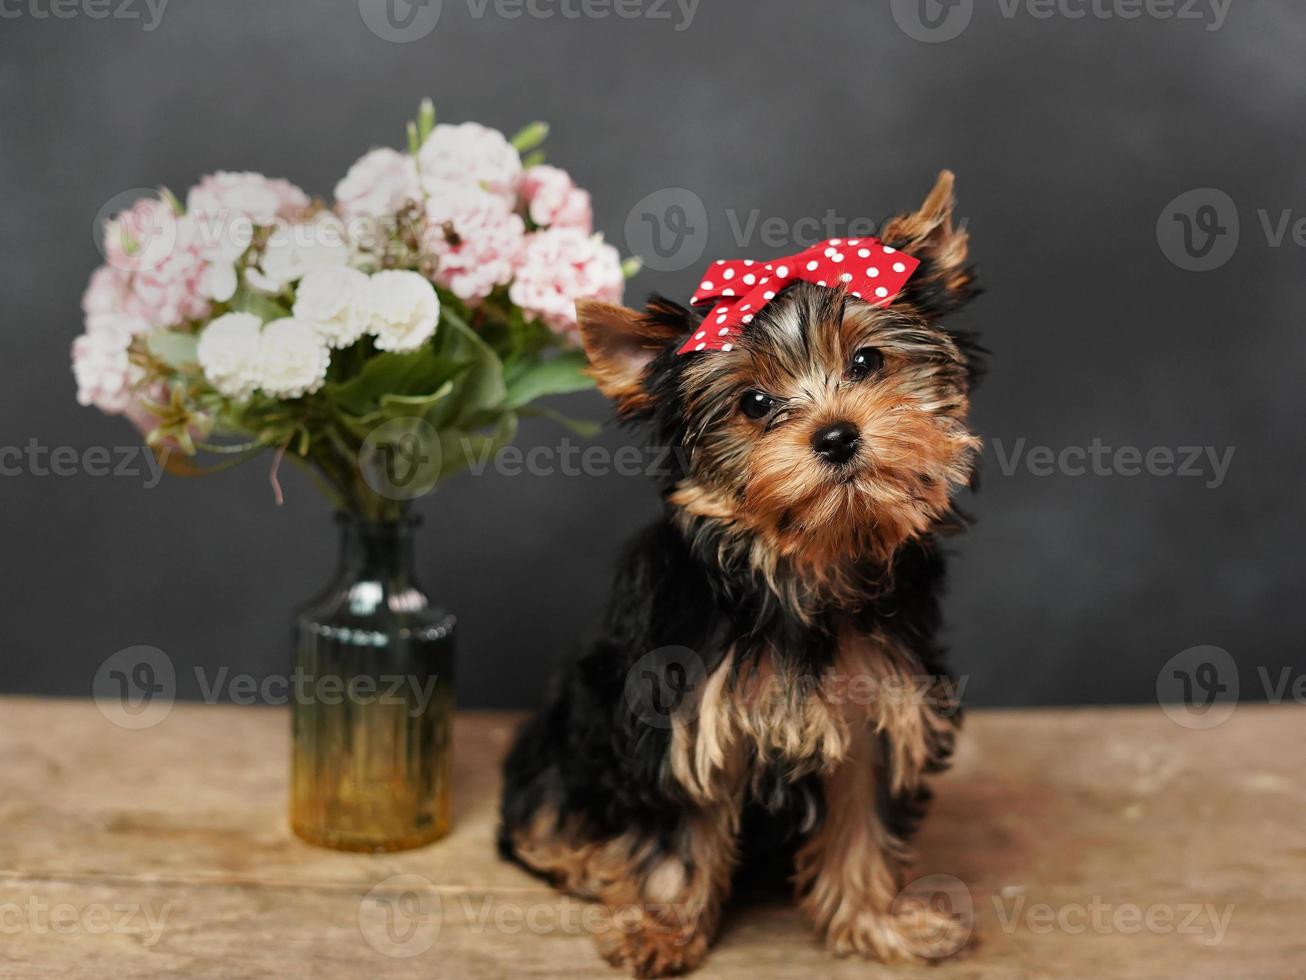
left=811, top=421, right=861, bottom=466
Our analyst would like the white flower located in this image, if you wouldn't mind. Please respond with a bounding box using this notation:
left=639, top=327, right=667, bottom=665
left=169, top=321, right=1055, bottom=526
left=293, top=267, right=371, bottom=348
left=197, top=312, right=263, bottom=400
left=247, top=214, right=351, bottom=293
left=365, top=270, right=440, bottom=352
left=418, top=122, right=522, bottom=199
left=199, top=262, right=238, bottom=303
left=255, top=318, right=332, bottom=399
left=334, top=148, right=421, bottom=221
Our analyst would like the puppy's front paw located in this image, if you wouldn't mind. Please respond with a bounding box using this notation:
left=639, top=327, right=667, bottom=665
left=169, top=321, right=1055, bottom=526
left=594, top=915, right=709, bottom=978
left=825, top=900, right=973, bottom=964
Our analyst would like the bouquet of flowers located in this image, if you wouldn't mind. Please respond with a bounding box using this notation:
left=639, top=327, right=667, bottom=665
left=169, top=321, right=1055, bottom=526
left=72, top=100, right=633, bottom=518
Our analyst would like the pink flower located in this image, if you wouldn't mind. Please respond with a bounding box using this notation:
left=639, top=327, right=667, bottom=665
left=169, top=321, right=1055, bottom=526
left=83, top=265, right=134, bottom=316
left=418, top=122, right=522, bottom=199
left=124, top=216, right=212, bottom=328
left=509, top=227, right=624, bottom=342
left=186, top=171, right=310, bottom=225
left=90, top=201, right=213, bottom=330
left=103, top=197, right=182, bottom=274
left=334, top=148, right=421, bottom=222
left=423, top=181, right=526, bottom=303
left=520, top=165, right=592, bottom=232
left=71, top=312, right=147, bottom=413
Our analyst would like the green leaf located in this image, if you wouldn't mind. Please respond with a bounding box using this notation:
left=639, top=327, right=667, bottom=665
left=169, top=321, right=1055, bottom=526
left=227, top=285, right=289, bottom=322
left=622, top=256, right=644, bottom=280
left=146, top=330, right=198, bottom=370
left=417, top=98, right=436, bottom=143
left=435, top=411, right=519, bottom=481
left=407, top=121, right=421, bottom=156
left=503, top=350, right=594, bottom=409
left=429, top=307, right=509, bottom=429
left=510, top=121, right=549, bottom=153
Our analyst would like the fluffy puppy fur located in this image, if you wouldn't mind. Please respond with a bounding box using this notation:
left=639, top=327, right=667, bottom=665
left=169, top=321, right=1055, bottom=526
left=499, top=172, right=983, bottom=977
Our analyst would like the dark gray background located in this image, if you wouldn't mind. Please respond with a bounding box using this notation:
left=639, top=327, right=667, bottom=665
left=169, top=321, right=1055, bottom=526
left=1, top=0, right=1302, bottom=710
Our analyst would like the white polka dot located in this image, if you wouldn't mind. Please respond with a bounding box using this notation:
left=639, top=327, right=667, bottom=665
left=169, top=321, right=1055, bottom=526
left=806, top=260, right=819, bottom=271
left=718, top=327, right=730, bottom=336
left=763, top=291, right=776, bottom=300
left=852, top=291, right=862, bottom=298
left=717, top=315, right=727, bottom=324
left=695, top=342, right=706, bottom=351
left=883, top=246, right=896, bottom=254
left=867, top=267, right=880, bottom=278
left=742, top=314, right=754, bottom=323
left=875, top=287, right=889, bottom=298
left=832, top=253, right=845, bottom=263
left=776, top=265, right=789, bottom=278
left=817, top=280, right=827, bottom=287
left=831, top=238, right=842, bottom=246
left=765, top=264, right=774, bottom=271
left=848, top=239, right=861, bottom=246
left=858, top=248, right=871, bottom=258
left=743, top=273, right=756, bottom=285
left=840, top=272, right=853, bottom=283
left=722, top=343, right=733, bottom=351
left=740, top=304, right=751, bottom=311
left=716, top=259, right=726, bottom=265
left=893, top=262, right=906, bottom=273
left=743, top=259, right=755, bottom=266
left=700, top=281, right=713, bottom=291
left=760, top=277, right=770, bottom=284
left=723, top=268, right=735, bottom=280
left=723, top=288, right=735, bottom=296
left=695, top=330, right=705, bottom=340
left=824, top=247, right=837, bottom=258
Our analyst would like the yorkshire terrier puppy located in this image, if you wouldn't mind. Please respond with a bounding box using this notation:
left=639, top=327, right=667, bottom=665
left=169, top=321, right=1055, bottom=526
left=499, top=172, right=982, bottom=977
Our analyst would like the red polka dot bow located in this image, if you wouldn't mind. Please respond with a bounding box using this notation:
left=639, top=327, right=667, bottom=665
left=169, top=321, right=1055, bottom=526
left=678, top=238, right=920, bottom=355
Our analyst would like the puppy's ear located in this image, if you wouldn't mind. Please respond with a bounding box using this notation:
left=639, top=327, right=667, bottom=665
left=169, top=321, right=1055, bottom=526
left=577, top=300, right=683, bottom=414
left=882, top=170, right=978, bottom=317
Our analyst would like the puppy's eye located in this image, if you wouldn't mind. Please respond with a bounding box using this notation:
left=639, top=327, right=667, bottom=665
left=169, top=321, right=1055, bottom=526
left=739, top=389, right=777, bottom=420
left=846, top=346, right=884, bottom=381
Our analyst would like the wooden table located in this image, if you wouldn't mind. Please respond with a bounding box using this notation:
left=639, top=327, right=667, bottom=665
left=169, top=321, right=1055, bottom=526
left=1, top=698, right=1302, bottom=978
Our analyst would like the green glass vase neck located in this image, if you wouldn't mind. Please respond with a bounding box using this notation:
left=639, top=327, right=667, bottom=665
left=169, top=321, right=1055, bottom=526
left=334, top=511, right=420, bottom=582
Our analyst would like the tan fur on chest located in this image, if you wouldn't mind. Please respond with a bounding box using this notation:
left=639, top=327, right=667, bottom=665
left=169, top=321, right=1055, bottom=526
left=667, top=629, right=927, bottom=805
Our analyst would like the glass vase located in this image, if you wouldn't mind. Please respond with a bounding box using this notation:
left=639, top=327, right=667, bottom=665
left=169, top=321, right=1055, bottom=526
left=291, top=512, right=455, bottom=852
